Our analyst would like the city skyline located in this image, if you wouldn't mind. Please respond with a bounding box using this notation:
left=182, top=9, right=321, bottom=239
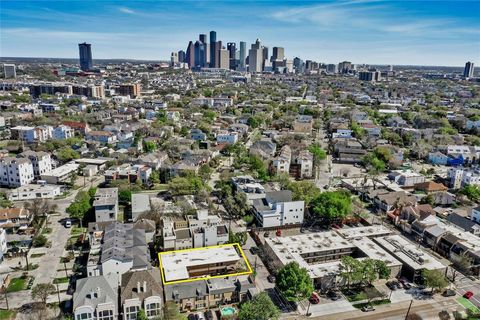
left=1, top=0, right=479, bottom=66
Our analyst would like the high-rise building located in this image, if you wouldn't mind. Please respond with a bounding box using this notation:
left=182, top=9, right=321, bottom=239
left=178, top=50, right=186, bottom=63
left=248, top=39, right=263, bottom=73
left=209, top=31, right=217, bottom=68
left=326, top=64, right=338, bottom=74
left=186, top=41, right=195, bottom=68
left=194, top=41, right=206, bottom=68
left=338, top=61, right=352, bottom=74
left=227, top=43, right=237, bottom=70
left=271, top=47, right=285, bottom=71
left=239, top=41, right=247, bottom=70
left=214, top=41, right=222, bottom=68
left=171, top=52, right=178, bottom=66
left=118, top=83, right=141, bottom=98
left=219, top=49, right=229, bottom=69
left=464, top=61, right=475, bottom=78
left=3, top=64, right=16, bottom=79
left=199, top=34, right=207, bottom=44
left=78, top=42, right=93, bottom=71
left=293, top=57, right=304, bottom=73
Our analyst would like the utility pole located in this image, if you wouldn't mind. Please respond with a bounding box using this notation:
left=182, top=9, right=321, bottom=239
left=4, top=290, right=9, bottom=310
left=404, top=300, right=413, bottom=320
left=56, top=283, right=61, bottom=305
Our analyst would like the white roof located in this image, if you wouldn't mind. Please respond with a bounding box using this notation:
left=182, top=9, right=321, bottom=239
left=160, top=245, right=241, bottom=282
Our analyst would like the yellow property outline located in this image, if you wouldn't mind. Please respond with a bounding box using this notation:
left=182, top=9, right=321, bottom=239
left=158, top=243, right=253, bottom=285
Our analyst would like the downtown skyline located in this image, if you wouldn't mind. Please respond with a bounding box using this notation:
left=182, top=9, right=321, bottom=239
left=1, top=0, right=479, bottom=66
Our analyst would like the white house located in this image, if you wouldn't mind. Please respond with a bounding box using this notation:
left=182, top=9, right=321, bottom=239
left=216, top=131, right=239, bottom=145
left=20, top=151, right=52, bottom=179
left=272, top=145, right=291, bottom=174
left=252, top=190, right=304, bottom=228
left=93, top=188, right=119, bottom=222
left=0, top=228, right=7, bottom=263
left=73, top=275, right=118, bottom=320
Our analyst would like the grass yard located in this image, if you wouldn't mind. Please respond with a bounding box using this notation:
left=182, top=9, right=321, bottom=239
left=30, top=253, right=45, bottom=258
left=42, top=227, right=52, bottom=235
left=342, top=287, right=383, bottom=302
left=7, top=277, right=28, bottom=292
left=0, top=309, right=17, bottom=320
left=53, top=277, right=70, bottom=284
left=71, top=227, right=86, bottom=235
left=354, top=299, right=391, bottom=309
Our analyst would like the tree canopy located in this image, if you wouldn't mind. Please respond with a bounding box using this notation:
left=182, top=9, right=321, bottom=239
left=238, top=292, right=280, bottom=320
left=422, top=269, right=448, bottom=293
left=311, top=190, right=352, bottom=221
left=276, top=262, right=313, bottom=302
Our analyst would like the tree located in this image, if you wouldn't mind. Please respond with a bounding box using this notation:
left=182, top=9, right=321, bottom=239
left=24, top=199, right=57, bottom=221
left=229, top=231, right=247, bottom=246
left=143, top=141, right=157, bottom=153
left=238, top=292, right=280, bottom=320
left=284, top=180, right=321, bottom=207
left=276, top=262, right=313, bottom=302
left=339, top=256, right=362, bottom=289
left=308, top=144, right=327, bottom=163
left=149, top=170, right=160, bottom=184
left=119, top=189, right=132, bottom=204
left=199, top=164, right=212, bottom=180
left=56, top=146, right=80, bottom=163
left=423, top=269, right=448, bottom=294
left=459, top=185, right=480, bottom=202
left=31, top=283, right=55, bottom=306
left=311, top=190, right=352, bottom=222
left=162, top=301, right=183, bottom=320
left=374, top=260, right=391, bottom=280
left=32, top=234, right=48, bottom=247
left=66, top=190, right=93, bottom=228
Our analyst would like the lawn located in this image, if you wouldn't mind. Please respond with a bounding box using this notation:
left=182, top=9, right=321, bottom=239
left=71, top=227, right=86, bottom=235
left=354, top=299, right=391, bottom=309
left=42, top=227, right=52, bottom=235
left=53, top=277, right=70, bottom=284
left=0, top=309, right=17, bottom=320
left=342, top=287, right=383, bottom=302
left=7, top=277, right=28, bottom=292
left=30, top=253, right=45, bottom=258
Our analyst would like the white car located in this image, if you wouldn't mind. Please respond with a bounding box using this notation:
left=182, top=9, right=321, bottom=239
left=65, top=220, right=72, bottom=228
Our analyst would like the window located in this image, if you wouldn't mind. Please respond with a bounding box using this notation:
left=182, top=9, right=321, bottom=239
left=126, top=306, right=140, bottom=320
left=98, top=310, right=114, bottom=320
left=146, top=303, right=161, bottom=317
left=76, top=313, right=92, bottom=320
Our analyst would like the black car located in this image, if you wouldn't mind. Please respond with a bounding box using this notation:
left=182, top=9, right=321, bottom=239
left=267, top=275, right=276, bottom=283
left=386, top=281, right=401, bottom=290
left=327, top=291, right=340, bottom=301
left=442, top=289, right=456, bottom=297
left=250, top=247, right=260, bottom=255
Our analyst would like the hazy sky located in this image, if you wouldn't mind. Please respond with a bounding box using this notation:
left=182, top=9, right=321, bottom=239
left=1, top=0, right=479, bottom=66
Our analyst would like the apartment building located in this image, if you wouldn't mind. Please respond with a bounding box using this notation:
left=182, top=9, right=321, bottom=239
left=272, top=145, right=291, bottom=174
left=20, top=151, right=52, bottom=178
left=252, top=190, right=304, bottom=228
left=53, top=125, right=75, bottom=140
left=0, top=157, right=34, bottom=187
left=93, top=188, right=119, bottom=222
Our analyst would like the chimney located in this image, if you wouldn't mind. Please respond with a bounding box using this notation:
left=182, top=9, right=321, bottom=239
left=143, top=280, right=147, bottom=292
left=137, top=282, right=141, bottom=293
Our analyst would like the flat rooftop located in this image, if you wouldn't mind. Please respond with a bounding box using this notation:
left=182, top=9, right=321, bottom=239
left=159, top=244, right=247, bottom=284
left=42, top=162, right=79, bottom=178
left=265, top=230, right=401, bottom=280
left=335, top=225, right=392, bottom=239
left=374, top=235, right=446, bottom=271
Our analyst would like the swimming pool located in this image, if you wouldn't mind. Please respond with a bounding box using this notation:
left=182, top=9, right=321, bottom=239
left=221, top=306, right=236, bottom=316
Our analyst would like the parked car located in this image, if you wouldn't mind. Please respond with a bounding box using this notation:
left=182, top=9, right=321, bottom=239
left=442, top=289, right=456, bottom=297
left=187, top=314, right=196, bottom=320
left=264, top=231, right=270, bottom=238
left=309, top=292, right=320, bottom=304
left=267, top=275, right=276, bottom=283
left=327, top=291, right=340, bottom=301
left=464, top=291, right=474, bottom=299
left=361, top=305, right=375, bottom=312
left=195, top=312, right=206, bottom=320
left=65, top=220, right=72, bottom=228
left=386, top=281, right=398, bottom=290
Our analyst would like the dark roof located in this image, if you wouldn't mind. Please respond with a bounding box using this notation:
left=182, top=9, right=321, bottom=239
left=266, top=190, right=293, bottom=203
left=447, top=213, right=479, bottom=232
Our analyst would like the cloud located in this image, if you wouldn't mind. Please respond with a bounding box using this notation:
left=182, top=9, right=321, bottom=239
left=118, top=7, right=136, bottom=15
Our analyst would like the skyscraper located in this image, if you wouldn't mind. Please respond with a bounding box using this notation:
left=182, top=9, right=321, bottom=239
left=170, top=52, right=178, bottom=66
left=186, top=41, right=195, bottom=68
left=271, top=47, right=285, bottom=71
left=214, top=41, right=222, bottom=68
left=194, top=41, right=206, bottom=68
left=248, top=39, right=263, bottom=73
left=227, top=43, right=237, bottom=70
left=219, top=49, right=229, bottom=69
left=78, top=42, right=93, bottom=71
left=209, top=31, right=217, bottom=68
left=199, top=34, right=207, bottom=44
left=239, top=41, right=247, bottom=70
left=178, top=50, right=186, bottom=63
left=464, top=61, right=475, bottom=78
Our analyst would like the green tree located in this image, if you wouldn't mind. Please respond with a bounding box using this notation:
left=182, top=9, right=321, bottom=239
left=459, top=185, right=480, bottom=202
left=228, top=231, right=248, bottom=246
left=56, top=146, right=80, bottom=162
left=66, top=190, right=92, bottom=227
left=150, top=170, right=160, bottom=184
left=238, top=292, right=280, bottom=320
left=308, top=144, right=327, bottom=163
left=199, top=164, right=212, bottom=180
left=284, top=180, right=321, bottom=207
left=374, top=260, right=391, bottom=280
left=276, top=262, right=313, bottom=302
left=136, top=310, right=148, bottom=320
left=311, top=190, right=352, bottom=222
left=423, top=269, right=448, bottom=294
left=339, top=256, right=362, bottom=289
left=143, top=141, right=157, bottom=153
